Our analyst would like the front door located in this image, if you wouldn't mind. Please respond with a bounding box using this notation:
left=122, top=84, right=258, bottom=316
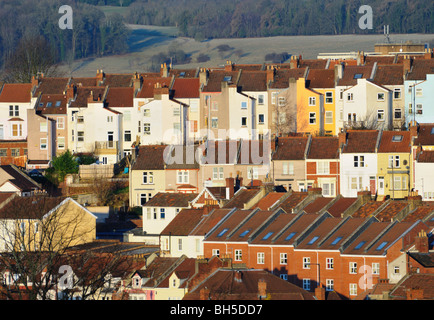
left=378, top=177, right=384, bottom=195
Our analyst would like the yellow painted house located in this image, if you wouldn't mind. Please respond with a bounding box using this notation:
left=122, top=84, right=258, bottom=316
left=296, top=77, right=323, bottom=135
left=376, top=131, right=412, bottom=200
left=307, top=69, right=337, bottom=135
left=296, top=69, right=336, bottom=135
left=0, top=196, right=96, bottom=252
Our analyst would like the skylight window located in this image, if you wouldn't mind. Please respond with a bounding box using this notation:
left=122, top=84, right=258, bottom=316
left=285, top=232, right=296, bottom=241
left=375, top=241, right=388, bottom=251
left=392, top=135, right=403, bottom=142
left=217, top=228, right=229, bottom=237
left=307, top=236, right=319, bottom=245
left=354, top=73, right=363, bottom=79
left=262, top=232, right=274, bottom=240
left=331, top=236, right=343, bottom=245
left=239, top=229, right=250, bottom=237
left=46, top=102, right=52, bottom=107
left=179, top=72, right=185, bottom=78
left=55, top=101, right=61, bottom=107
left=354, top=241, right=366, bottom=250
left=223, top=75, right=232, bottom=82
left=431, top=127, right=434, bottom=135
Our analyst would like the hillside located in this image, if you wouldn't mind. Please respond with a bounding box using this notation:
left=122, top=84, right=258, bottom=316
left=59, top=24, right=434, bottom=77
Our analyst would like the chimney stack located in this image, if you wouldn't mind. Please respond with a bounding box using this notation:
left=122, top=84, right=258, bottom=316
left=200, top=287, right=210, bottom=300
left=226, top=174, right=235, bottom=200
left=225, top=60, right=234, bottom=72
left=234, top=270, right=243, bottom=283
left=403, top=56, right=413, bottom=74
left=315, top=285, right=326, bottom=300
left=290, top=55, right=298, bottom=69
left=258, top=279, right=267, bottom=299
left=357, top=190, right=372, bottom=204
left=406, top=288, right=424, bottom=300
left=415, top=229, right=429, bottom=253
left=161, top=63, right=169, bottom=77
left=266, top=65, right=276, bottom=83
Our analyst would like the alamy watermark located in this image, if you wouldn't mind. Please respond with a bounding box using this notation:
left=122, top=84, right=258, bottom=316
left=59, top=5, right=73, bottom=30
left=358, top=5, right=373, bottom=30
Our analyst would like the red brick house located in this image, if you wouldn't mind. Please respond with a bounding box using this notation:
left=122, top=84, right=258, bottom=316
left=305, top=136, right=340, bottom=197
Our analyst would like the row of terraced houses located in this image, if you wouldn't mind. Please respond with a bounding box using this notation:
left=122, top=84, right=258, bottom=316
left=0, top=44, right=433, bottom=300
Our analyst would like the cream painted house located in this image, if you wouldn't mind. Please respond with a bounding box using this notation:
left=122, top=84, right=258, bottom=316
left=343, top=78, right=392, bottom=130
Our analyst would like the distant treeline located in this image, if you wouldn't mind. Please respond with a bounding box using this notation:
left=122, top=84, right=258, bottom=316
left=123, top=0, right=434, bottom=40
left=0, top=0, right=129, bottom=76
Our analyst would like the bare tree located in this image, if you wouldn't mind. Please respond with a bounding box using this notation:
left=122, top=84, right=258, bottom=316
left=272, top=82, right=297, bottom=137
left=3, top=35, right=62, bottom=83
left=0, top=195, right=129, bottom=300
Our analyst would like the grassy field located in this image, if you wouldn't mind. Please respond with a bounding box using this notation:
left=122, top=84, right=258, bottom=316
left=59, top=22, right=434, bottom=77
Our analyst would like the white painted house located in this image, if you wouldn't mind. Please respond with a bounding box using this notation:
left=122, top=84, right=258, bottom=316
left=414, top=150, right=434, bottom=201
left=339, top=130, right=380, bottom=198
left=141, top=192, right=198, bottom=245
left=0, top=83, right=34, bottom=141
left=67, top=87, right=123, bottom=165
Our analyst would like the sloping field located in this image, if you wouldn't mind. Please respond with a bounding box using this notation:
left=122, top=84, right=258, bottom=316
left=60, top=23, right=434, bottom=77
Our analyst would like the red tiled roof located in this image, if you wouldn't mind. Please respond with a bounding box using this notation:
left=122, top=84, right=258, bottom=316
left=132, top=145, right=168, bottom=170
left=171, top=78, right=200, bottom=98
left=103, top=73, right=134, bottom=87
left=407, top=59, right=434, bottom=81
left=105, top=87, right=134, bottom=108
left=238, top=71, right=268, bottom=91
left=202, top=70, right=239, bottom=92
left=272, top=137, right=309, bottom=161
left=341, top=130, right=379, bottom=153
left=303, top=197, right=334, bottom=214
left=377, top=131, right=411, bottom=153
left=299, top=59, right=328, bottom=69
left=227, top=210, right=276, bottom=241
left=252, top=192, right=286, bottom=210
left=307, top=136, right=339, bottom=159
left=0, top=196, right=65, bottom=219
left=373, top=64, right=404, bottom=86
left=268, top=68, right=307, bottom=89
left=69, top=86, right=106, bottom=108
left=306, top=69, right=335, bottom=89
left=161, top=208, right=206, bottom=236
left=327, top=197, right=358, bottom=217
left=390, top=274, right=434, bottom=300
left=222, top=188, right=262, bottom=209
left=351, top=201, right=384, bottom=218
left=337, top=65, right=373, bottom=86
left=375, top=201, right=408, bottom=222
left=184, top=269, right=315, bottom=300
left=143, top=192, right=198, bottom=208
left=206, top=209, right=253, bottom=241
left=136, top=77, right=172, bottom=98
left=190, top=208, right=232, bottom=236
left=276, top=191, right=308, bottom=213
left=70, top=77, right=99, bottom=87
left=0, top=83, right=32, bottom=103
left=402, top=202, right=434, bottom=222
left=417, top=150, right=434, bottom=163
left=33, top=77, right=70, bottom=96
left=413, top=124, right=434, bottom=147
left=37, top=94, right=68, bottom=115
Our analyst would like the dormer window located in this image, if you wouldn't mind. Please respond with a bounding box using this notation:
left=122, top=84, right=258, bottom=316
left=392, top=135, right=403, bottom=142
